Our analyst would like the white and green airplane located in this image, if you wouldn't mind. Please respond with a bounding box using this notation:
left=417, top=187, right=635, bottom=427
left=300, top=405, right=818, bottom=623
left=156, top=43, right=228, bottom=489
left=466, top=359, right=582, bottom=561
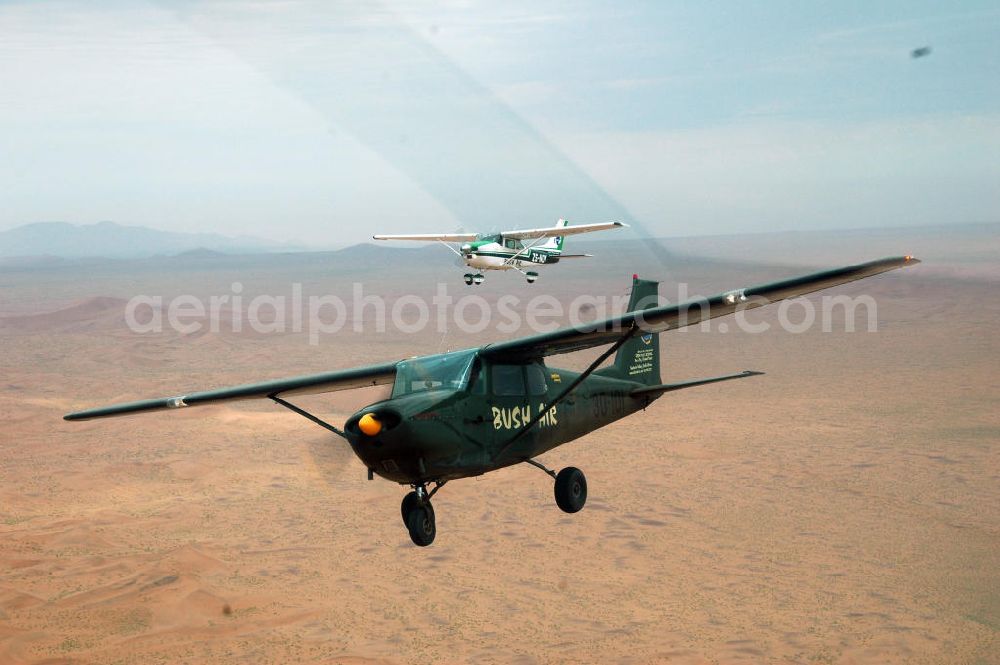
left=373, top=219, right=627, bottom=284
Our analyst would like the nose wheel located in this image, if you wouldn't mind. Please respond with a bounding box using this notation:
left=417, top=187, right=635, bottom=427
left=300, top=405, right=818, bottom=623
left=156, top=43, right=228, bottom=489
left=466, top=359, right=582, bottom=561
left=401, top=483, right=444, bottom=546
left=405, top=503, right=436, bottom=546
left=462, top=273, right=485, bottom=285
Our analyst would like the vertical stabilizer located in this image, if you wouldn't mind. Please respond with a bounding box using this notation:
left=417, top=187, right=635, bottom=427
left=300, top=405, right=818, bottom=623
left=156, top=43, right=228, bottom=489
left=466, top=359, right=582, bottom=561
left=540, top=218, right=569, bottom=252
left=600, top=275, right=662, bottom=385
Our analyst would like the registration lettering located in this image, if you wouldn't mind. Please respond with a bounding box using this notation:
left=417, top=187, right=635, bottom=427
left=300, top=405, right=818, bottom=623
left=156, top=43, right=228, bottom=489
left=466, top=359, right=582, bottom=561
left=591, top=391, right=626, bottom=419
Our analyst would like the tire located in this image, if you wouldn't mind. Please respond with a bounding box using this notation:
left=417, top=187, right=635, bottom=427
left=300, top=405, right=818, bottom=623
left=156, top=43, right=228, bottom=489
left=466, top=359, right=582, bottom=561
left=401, top=491, right=435, bottom=525
left=401, top=491, right=419, bottom=524
left=406, top=503, right=436, bottom=546
left=554, top=467, right=587, bottom=513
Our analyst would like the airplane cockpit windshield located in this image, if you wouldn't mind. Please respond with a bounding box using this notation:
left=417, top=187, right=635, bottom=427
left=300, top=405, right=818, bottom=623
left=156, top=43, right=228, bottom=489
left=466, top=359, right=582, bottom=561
left=391, top=349, right=477, bottom=398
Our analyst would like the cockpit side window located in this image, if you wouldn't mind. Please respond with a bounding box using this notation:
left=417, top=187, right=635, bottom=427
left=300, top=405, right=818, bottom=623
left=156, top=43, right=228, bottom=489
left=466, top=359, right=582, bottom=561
left=491, top=365, right=525, bottom=396
left=525, top=364, right=548, bottom=396
left=505, top=238, right=516, bottom=249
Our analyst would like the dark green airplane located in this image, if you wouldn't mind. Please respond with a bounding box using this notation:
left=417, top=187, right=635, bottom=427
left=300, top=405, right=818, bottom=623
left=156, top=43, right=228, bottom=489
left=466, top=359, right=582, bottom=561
left=65, top=256, right=918, bottom=546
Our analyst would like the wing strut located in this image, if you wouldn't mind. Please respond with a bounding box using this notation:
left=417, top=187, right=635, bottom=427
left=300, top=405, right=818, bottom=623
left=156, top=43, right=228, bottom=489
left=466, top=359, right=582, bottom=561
left=437, top=240, right=464, bottom=257
left=270, top=395, right=348, bottom=440
left=494, top=325, right=638, bottom=462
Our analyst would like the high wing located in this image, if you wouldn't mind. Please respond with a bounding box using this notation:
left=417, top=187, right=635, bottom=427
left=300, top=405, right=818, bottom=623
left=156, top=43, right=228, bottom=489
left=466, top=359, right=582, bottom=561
left=63, top=361, right=397, bottom=421
left=503, top=221, right=626, bottom=240
left=64, top=256, right=919, bottom=422
left=371, top=222, right=624, bottom=243
left=481, top=256, right=920, bottom=359
left=372, top=233, right=479, bottom=242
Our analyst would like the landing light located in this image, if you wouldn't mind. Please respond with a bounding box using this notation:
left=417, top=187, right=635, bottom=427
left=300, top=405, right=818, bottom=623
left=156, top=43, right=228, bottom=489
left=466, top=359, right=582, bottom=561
left=359, top=413, right=382, bottom=436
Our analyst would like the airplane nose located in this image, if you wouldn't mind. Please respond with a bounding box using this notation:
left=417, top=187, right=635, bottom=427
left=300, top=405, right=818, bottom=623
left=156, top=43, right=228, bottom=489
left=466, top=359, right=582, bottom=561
left=345, top=408, right=403, bottom=443
left=358, top=412, right=382, bottom=436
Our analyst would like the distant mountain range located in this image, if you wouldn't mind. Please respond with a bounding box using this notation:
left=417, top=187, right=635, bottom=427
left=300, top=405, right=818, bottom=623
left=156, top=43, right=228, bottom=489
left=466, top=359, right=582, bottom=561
left=0, top=221, right=302, bottom=258
left=2, top=220, right=996, bottom=268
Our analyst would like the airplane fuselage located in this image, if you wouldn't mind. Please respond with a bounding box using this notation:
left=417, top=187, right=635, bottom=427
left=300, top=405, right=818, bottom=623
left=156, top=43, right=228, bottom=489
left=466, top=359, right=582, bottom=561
left=343, top=360, right=652, bottom=484
left=463, top=241, right=562, bottom=271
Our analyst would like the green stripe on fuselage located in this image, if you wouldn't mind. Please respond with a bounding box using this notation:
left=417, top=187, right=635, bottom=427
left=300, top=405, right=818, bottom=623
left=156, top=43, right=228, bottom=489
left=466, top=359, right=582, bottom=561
left=473, top=248, right=561, bottom=264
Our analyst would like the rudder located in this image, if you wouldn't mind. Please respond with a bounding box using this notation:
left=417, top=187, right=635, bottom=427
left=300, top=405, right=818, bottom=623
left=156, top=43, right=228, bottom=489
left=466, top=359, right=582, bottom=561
left=598, top=275, right=662, bottom=385
left=541, top=218, right=569, bottom=251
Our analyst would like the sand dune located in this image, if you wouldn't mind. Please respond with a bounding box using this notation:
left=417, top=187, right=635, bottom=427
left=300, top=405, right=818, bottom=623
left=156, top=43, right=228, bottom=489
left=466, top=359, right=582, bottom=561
left=1, top=231, right=997, bottom=663
left=0, top=297, right=128, bottom=334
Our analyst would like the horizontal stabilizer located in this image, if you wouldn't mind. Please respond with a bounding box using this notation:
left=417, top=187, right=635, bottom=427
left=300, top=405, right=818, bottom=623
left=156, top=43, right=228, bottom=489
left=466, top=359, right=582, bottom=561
left=555, top=253, right=592, bottom=259
left=630, top=370, right=764, bottom=397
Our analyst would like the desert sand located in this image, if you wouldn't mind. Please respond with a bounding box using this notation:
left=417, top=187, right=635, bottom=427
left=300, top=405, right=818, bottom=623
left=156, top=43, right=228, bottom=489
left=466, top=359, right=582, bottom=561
left=1, top=225, right=997, bottom=663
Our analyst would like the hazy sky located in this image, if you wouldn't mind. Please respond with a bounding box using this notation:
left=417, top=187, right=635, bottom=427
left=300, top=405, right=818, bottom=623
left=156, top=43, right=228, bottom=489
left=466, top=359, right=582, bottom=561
left=1, top=0, right=997, bottom=246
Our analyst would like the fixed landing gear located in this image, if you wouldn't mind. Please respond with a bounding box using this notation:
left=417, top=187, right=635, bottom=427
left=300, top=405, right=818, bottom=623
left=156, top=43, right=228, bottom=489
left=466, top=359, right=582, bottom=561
left=554, top=467, right=587, bottom=513
left=401, top=482, right=444, bottom=546
left=463, top=273, right=485, bottom=285
left=406, top=502, right=435, bottom=546
left=524, top=459, right=588, bottom=514
left=526, top=271, right=538, bottom=284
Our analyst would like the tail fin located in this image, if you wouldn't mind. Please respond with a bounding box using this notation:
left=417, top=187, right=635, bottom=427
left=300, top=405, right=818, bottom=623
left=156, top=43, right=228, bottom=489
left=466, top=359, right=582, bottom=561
left=540, top=218, right=569, bottom=252
left=597, top=275, right=662, bottom=386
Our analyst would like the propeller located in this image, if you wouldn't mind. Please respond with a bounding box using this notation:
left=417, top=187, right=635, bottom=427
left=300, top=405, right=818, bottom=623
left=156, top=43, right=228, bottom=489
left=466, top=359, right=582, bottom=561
left=156, top=1, right=675, bottom=273
left=296, top=390, right=389, bottom=485
left=303, top=432, right=357, bottom=485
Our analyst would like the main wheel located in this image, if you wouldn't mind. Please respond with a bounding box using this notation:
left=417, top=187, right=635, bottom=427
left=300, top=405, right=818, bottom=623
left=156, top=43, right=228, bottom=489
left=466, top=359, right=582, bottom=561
left=463, top=274, right=474, bottom=285
left=526, top=271, right=538, bottom=284
left=554, top=467, right=587, bottom=513
left=405, top=503, right=436, bottom=546
left=473, top=273, right=485, bottom=285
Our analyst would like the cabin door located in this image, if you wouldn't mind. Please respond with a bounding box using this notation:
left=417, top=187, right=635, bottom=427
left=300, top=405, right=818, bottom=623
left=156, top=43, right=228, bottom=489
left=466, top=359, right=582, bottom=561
left=486, top=361, right=552, bottom=458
